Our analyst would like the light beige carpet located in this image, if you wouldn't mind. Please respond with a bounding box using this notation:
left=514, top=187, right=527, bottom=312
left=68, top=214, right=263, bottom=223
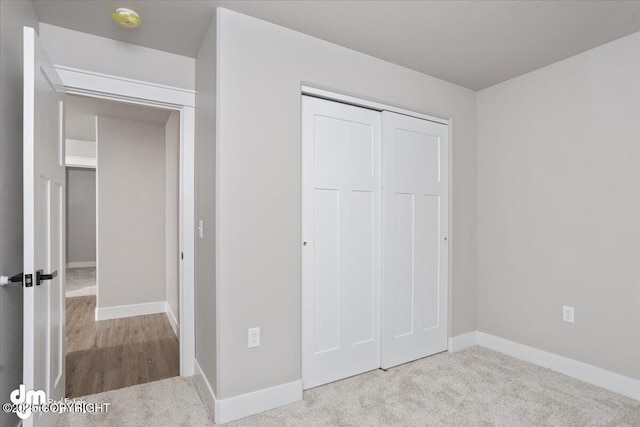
left=66, top=267, right=96, bottom=297
left=57, top=347, right=640, bottom=426
left=57, top=376, right=213, bottom=427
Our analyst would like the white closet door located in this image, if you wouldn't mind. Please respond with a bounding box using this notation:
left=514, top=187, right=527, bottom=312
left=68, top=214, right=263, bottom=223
left=302, top=96, right=381, bottom=389
left=381, top=111, right=448, bottom=369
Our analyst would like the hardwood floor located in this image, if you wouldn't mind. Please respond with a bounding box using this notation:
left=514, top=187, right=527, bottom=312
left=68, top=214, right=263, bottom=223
left=66, top=295, right=179, bottom=398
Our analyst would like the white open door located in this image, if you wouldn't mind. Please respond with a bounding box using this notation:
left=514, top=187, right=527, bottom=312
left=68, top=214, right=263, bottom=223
left=302, top=96, right=381, bottom=389
left=381, top=111, right=448, bottom=369
left=23, top=26, right=66, bottom=427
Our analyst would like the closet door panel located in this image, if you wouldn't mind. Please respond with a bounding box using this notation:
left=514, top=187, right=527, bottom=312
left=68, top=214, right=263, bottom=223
left=313, top=188, right=340, bottom=353
left=391, top=192, right=415, bottom=337
left=302, top=96, right=381, bottom=389
left=381, top=111, right=448, bottom=369
left=422, top=194, right=441, bottom=330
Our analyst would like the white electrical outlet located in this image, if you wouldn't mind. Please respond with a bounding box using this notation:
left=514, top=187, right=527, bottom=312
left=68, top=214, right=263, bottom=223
left=248, top=327, right=261, bottom=348
left=562, top=305, right=575, bottom=323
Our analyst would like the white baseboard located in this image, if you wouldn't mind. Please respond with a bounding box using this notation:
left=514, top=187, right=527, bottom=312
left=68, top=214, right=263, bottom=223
left=165, top=302, right=180, bottom=338
left=476, top=332, right=640, bottom=401
left=66, top=261, right=96, bottom=268
left=215, top=380, right=303, bottom=424
left=95, top=301, right=166, bottom=321
left=192, top=331, right=638, bottom=424
left=448, top=331, right=478, bottom=353
left=193, top=359, right=216, bottom=421
left=192, top=359, right=302, bottom=424
left=65, top=155, right=96, bottom=168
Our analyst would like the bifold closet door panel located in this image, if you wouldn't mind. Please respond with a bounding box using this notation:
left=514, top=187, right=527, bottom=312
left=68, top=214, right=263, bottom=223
left=302, top=96, right=381, bottom=389
left=381, top=111, right=449, bottom=369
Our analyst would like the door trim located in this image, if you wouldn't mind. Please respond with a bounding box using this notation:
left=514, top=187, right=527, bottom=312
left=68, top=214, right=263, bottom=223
left=55, top=65, right=196, bottom=377
left=55, top=65, right=195, bottom=107
left=300, top=87, right=455, bottom=358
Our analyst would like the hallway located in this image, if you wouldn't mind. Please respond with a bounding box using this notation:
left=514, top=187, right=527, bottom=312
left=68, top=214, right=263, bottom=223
left=66, top=295, right=179, bottom=397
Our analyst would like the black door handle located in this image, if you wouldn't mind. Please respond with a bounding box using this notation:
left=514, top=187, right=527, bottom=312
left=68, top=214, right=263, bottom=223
left=36, top=269, right=58, bottom=286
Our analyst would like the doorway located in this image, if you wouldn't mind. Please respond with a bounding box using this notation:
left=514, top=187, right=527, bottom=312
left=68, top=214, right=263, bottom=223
left=65, top=167, right=96, bottom=298
left=301, top=94, right=449, bottom=389
left=64, top=95, right=180, bottom=397
left=22, top=28, right=196, bottom=425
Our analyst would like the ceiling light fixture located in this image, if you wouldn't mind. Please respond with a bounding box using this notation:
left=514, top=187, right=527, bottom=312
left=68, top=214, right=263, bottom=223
left=112, top=8, right=141, bottom=28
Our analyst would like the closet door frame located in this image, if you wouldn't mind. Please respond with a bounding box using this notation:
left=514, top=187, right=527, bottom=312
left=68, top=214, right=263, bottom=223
left=301, top=86, right=449, bottom=126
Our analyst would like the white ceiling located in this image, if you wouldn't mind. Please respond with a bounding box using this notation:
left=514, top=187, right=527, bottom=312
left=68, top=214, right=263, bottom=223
left=33, top=1, right=640, bottom=90
left=66, top=95, right=172, bottom=141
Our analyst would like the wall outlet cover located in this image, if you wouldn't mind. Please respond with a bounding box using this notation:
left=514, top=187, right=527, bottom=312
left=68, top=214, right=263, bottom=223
left=562, top=305, right=575, bottom=323
left=248, top=327, right=260, bottom=348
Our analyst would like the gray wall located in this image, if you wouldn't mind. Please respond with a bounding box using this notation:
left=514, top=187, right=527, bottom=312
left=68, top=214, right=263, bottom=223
left=195, top=15, right=218, bottom=395
left=39, top=23, right=195, bottom=90
left=477, top=32, right=640, bottom=380
left=97, top=117, right=167, bottom=308
left=0, top=1, right=38, bottom=425
left=66, top=168, right=96, bottom=264
left=166, top=111, right=180, bottom=323
left=214, top=9, right=477, bottom=398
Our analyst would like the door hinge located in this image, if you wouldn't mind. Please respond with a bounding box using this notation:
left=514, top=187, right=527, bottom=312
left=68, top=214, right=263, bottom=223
left=181, top=252, right=184, bottom=260
left=25, top=274, right=33, bottom=287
